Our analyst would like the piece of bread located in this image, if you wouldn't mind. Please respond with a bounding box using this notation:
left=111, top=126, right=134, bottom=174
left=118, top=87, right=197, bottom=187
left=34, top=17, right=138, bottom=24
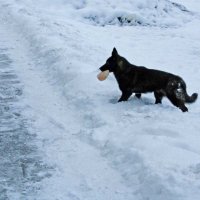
left=97, top=70, right=109, bottom=81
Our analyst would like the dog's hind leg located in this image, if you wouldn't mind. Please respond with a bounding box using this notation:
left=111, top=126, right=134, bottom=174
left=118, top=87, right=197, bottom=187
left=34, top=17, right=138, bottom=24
left=118, top=90, right=132, bottom=102
left=154, top=91, right=164, bottom=104
left=166, top=79, right=188, bottom=112
left=167, top=93, right=188, bottom=112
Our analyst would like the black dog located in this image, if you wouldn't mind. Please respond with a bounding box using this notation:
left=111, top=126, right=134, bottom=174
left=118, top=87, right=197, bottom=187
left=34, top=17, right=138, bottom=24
left=99, top=48, right=198, bottom=112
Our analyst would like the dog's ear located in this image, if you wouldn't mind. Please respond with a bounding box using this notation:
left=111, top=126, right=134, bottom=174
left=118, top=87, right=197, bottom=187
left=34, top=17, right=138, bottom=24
left=112, top=47, right=118, bottom=57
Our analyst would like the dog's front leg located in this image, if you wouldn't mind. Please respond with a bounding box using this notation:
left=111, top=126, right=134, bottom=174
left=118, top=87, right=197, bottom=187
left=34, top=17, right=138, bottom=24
left=118, top=90, right=132, bottom=102
left=154, top=91, right=164, bottom=104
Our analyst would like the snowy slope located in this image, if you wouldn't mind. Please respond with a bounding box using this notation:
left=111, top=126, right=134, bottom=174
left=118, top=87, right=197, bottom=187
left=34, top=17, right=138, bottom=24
left=174, top=0, right=200, bottom=12
left=0, top=0, right=200, bottom=199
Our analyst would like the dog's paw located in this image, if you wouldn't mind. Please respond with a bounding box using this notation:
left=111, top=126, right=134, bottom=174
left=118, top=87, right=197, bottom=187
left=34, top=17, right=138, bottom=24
left=180, top=106, right=188, bottom=112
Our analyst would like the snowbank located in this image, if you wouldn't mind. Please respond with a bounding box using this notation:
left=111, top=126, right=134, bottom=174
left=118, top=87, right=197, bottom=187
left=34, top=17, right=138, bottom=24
left=78, top=0, right=192, bottom=27
left=17, top=0, right=193, bottom=27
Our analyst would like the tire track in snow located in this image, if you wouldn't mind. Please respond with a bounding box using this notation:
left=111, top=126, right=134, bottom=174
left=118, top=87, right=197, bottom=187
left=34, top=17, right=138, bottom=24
left=0, top=39, right=52, bottom=200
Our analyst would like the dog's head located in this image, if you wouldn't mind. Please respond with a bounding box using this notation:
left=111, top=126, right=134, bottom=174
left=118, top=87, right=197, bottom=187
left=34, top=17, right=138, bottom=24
left=99, top=48, right=125, bottom=73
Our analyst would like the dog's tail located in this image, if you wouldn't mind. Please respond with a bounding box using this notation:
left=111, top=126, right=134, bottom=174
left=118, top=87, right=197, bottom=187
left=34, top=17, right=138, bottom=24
left=179, top=80, right=198, bottom=103
left=185, top=92, right=198, bottom=103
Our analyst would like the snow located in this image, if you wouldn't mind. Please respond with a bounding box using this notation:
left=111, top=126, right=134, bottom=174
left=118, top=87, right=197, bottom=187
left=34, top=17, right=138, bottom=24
left=0, top=0, right=200, bottom=199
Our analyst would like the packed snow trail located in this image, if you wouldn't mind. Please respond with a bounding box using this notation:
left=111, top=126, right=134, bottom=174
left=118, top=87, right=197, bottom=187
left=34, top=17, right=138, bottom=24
left=0, top=5, right=138, bottom=200
left=1, top=0, right=200, bottom=200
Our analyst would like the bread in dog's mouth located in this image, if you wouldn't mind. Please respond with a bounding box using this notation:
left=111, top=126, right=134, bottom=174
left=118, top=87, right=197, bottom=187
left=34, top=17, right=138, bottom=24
left=97, top=70, right=109, bottom=81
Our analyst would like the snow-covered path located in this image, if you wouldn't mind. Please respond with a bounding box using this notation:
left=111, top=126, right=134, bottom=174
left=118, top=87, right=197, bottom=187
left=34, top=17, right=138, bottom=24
left=0, top=0, right=200, bottom=199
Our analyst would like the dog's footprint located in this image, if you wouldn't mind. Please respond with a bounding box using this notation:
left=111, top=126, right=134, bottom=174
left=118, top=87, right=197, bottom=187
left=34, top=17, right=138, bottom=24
left=109, top=98, right=118, bottom=104
left=83, top=112, right=106, bottom=129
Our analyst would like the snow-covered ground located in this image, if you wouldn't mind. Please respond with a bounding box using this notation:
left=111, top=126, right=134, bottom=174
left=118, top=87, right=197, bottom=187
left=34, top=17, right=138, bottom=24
left=0, top=0, right=200, bottom=199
